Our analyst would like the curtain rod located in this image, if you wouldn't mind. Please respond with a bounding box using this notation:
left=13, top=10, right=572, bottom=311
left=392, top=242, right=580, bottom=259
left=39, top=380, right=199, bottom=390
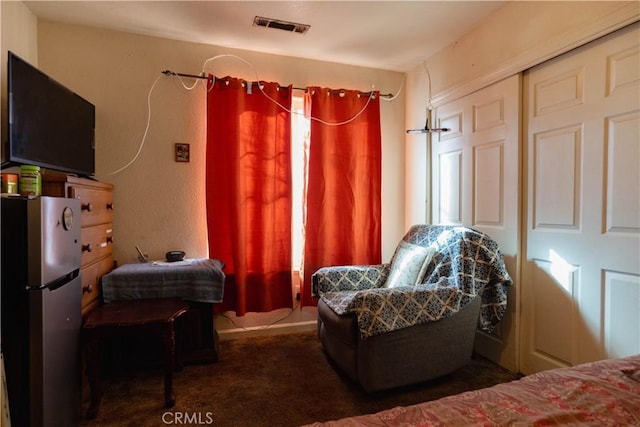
left=161, top=70, right=394, bottom=98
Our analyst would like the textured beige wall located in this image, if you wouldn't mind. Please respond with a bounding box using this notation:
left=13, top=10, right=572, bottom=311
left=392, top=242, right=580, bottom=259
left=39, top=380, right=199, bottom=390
left=427, top=1, right=639, bottom=103
left=36, top=20, right=406, bottom=265
left=1, top=0, right=38, bottom=164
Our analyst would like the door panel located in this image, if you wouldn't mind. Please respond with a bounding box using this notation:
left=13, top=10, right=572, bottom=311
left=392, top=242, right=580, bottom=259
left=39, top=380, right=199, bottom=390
left=606, top=112, right=640, bottom=232
left=474, top=142, right=504, bottom=227
left=604, top=272, right=640, bottom=358
left=532, top=125, right=582, bottom=229
left=437, top=150, right=463, bottom=224
left=531, top=257, right=578, bottom=365
left=433, top=74, right=521, bottom=372
left=521, top=23, right=640, bottom=374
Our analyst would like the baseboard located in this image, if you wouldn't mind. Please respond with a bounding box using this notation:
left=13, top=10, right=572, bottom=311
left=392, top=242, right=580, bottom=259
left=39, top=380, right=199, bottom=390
left=217, top=320, right=317, bottom=341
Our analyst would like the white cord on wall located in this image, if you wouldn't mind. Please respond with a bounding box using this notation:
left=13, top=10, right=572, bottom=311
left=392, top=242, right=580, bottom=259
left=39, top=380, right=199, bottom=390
left=102, top=74, right=162, bottom=177
left=101, top=53, right=405, bottom=177
left=199, top=53, right=380, bottom=126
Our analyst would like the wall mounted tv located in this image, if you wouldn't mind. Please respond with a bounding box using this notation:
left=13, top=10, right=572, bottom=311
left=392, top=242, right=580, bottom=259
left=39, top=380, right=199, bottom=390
left=4, top=51, right=95, bottom=177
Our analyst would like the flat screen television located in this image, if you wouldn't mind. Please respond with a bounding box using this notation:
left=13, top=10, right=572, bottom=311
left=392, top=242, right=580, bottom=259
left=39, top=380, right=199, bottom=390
left=4, top=51, right=95, bottom=177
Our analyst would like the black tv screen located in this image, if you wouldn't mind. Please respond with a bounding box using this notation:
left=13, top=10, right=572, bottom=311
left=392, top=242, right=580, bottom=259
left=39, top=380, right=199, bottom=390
left=7, top=52, right=95, bottom=176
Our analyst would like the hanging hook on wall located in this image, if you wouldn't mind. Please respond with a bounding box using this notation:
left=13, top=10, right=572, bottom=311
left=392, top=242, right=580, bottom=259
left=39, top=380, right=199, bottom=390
left=406, top=62, right=450, bottom=134
left=406, top=118, right=450, bottom=134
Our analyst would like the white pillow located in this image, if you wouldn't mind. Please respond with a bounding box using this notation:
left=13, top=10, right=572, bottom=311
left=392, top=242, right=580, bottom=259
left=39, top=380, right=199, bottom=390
left=384, top=241, right=436, bottom=288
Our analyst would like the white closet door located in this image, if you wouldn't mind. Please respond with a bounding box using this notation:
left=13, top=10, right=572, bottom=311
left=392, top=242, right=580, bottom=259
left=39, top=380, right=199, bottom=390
left=432, top=74, right=521, bottom=371
left=521, top=23, right=640, bottom=374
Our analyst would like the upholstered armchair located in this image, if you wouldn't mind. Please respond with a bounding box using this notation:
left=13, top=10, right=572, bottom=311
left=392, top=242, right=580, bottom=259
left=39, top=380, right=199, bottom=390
left=312, top=225, right=512, bottom=392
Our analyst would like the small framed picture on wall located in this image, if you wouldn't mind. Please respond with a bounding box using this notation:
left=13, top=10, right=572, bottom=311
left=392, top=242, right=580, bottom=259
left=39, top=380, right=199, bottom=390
left=175, top=143, right=190, bottom=162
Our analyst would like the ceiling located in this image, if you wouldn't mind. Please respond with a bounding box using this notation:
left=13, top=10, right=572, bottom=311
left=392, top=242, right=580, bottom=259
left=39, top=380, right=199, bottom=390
left=24, top=1, right=507, bottom=72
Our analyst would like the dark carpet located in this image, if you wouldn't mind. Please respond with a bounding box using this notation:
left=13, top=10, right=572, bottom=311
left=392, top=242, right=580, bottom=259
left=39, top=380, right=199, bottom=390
left=80, top=330, right=520, bottom=426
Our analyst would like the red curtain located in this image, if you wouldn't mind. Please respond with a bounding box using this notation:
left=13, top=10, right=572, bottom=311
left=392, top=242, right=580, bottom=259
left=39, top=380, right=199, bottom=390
left=206, top=77, right=293, bottom=315
left=300, top=88, right=382, bottom=307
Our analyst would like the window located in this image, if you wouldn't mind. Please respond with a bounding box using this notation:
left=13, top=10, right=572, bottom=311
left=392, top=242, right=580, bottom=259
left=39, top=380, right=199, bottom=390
left=291, top=96, right=310, bottom=271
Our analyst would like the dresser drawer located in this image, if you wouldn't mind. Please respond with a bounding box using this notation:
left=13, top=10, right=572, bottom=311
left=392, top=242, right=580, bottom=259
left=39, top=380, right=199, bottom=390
left=81, top=224, right=114, bottom=267
left=81, top=255, right=114, bottom=315
left=71, top=186, right=114, bottom=227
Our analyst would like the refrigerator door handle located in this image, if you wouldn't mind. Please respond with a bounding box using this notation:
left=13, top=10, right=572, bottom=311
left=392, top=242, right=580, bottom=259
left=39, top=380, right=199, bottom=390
left=34, top=269, right=80, bottom=291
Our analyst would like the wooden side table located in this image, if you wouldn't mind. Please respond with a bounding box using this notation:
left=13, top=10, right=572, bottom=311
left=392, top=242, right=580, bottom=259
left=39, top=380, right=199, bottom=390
left=83, top=298, right=188, bottom=419
left=100, top=258, right=225, bottom=364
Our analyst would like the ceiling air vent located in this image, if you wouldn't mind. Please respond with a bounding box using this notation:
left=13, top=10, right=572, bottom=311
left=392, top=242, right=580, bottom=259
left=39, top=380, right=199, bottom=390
left=253, top=16, right=310, bottom=34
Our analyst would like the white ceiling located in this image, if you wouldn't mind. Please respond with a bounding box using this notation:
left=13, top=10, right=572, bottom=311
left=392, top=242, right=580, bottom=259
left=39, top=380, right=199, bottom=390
left=24, top=1, right=507, bottom=72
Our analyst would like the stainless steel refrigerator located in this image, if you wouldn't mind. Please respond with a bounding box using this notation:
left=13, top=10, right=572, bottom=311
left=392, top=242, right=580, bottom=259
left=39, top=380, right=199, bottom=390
left=1, top=196, right=82, bottom=426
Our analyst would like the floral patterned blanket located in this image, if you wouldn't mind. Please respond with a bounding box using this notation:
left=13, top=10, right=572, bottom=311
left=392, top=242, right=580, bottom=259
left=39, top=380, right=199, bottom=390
left=313, top=225, right=512, bottom=338
left=305, top=355, right=640, bottom=427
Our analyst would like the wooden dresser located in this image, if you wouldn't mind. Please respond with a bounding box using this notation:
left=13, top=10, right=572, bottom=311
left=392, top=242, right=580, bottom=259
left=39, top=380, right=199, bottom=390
left=42, top=174, right=115, bottom=315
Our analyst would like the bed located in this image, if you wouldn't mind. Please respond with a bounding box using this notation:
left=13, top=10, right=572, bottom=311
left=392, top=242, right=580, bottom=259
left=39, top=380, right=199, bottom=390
left=305, top=355, right=640, bottom=426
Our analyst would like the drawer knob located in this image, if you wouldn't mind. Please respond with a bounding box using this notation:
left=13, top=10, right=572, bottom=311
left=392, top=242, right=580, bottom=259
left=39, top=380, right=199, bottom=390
left=106, top=236, right=114, bottom=244
left=106, top=202, right=114, bottom=210
left=82, top=203, right=93, bottom=212
left=82, top=243, right=93, bottom=253
left=83, top=284, right=93, bottom=294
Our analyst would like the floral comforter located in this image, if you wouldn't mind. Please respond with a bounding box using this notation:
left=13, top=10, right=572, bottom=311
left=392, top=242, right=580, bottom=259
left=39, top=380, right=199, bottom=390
left=306, top=355, right=640, bottom=427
